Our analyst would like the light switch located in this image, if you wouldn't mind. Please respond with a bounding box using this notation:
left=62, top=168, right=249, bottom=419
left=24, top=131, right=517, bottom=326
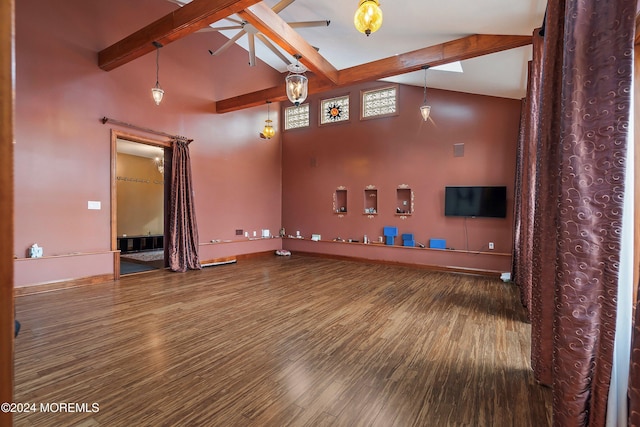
left=88, top=201, right=101, bottom=210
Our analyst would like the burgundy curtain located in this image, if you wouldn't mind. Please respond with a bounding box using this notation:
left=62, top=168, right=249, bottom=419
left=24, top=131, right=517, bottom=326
left=530, top=6, right=563, bottom=386
left=523, top=0, right=635, bottom=425
left=513, top=29, right=545, bottom=316
left=168, top=138, right=201, bottom=272
left=511, top=96, right=526, bottom=301
left=554, top=0, right=633, bottom=423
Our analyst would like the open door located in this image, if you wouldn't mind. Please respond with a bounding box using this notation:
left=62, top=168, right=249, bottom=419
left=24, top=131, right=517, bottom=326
left=111, top=130, right=171, bottom=277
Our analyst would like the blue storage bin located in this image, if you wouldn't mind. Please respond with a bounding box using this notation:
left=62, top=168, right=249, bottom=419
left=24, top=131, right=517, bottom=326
left=385, top=236, right=395, bottom=245
left=429, top=238, right=446, bottom=249
left=401, top=233, right=414, bottom=241
left=403, top=240, right=415, bottom=247
left=383, top=226, right=398, bottom=237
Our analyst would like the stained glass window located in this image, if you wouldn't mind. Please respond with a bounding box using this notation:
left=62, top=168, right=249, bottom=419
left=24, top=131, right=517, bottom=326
left=284, top=103, right=310, bottom=130
left=320, top=95, right=350, bottom=125
left=361, top=86, right=398, bottom=119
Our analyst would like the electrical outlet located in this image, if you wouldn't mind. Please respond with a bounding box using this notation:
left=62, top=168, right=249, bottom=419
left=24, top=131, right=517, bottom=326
left=489, top=242, right=494, bottom=250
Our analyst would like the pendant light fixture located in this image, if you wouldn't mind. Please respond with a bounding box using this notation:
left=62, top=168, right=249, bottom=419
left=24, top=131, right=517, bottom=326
left=420, top=65, right=431, bottom=121
left=261, top=101, right=275, bottom=140
left=151, top=41, right=164, bottom=106
left=285, top=54, right=308, bottom=106
left=154, top=156, right=164, bottom=174
left=354, top=0, right=383, bottom=36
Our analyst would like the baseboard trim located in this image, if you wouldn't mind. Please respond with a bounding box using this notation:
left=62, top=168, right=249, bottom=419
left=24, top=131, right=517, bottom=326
left=14, top=250, right=502, bottom=297
left=15, top=274, right=115, bottom=297
left=291, top=251, right=503, bottom=278
left=236, top=250, right=277, bottom=260
left=200, top=256, right=237, bottom=267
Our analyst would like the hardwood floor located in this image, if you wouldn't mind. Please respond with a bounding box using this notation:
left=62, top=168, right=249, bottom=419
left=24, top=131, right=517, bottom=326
left=13, top=255, right=551, bottom=426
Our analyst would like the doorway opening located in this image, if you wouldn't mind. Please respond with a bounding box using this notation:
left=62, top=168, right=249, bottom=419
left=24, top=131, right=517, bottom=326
left=111, top=130, right=171, bottom=276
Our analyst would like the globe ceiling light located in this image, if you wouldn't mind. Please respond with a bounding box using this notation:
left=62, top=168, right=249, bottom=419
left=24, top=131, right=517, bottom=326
left=354, top=0, right=383, bottom=36
left=262, top=101, right=275, bottom=139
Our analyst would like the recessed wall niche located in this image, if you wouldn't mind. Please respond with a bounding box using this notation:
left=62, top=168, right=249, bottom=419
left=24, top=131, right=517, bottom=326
left=396, top=185, right=414, bottom=219
left=333, top=187, right=347, bottom=217
left=364, top=185, right=378, bottom=218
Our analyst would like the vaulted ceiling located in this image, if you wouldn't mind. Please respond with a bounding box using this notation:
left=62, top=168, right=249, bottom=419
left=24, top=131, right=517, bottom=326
left=98, top=0, right=546, bottom=113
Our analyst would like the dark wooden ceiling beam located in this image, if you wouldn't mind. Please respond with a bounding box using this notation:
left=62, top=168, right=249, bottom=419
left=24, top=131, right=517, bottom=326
left=239, top=3, right=339, bottom=84
left=217, top=75, right=339, bottom=111
left=338, top=34, right=532, bottom=84
left=98, top=0, right=260, bottom=71
left=215, top=34, right=532, bottom=113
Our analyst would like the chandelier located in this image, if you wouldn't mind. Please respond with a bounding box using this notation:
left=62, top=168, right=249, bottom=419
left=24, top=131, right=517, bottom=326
left=285, top=54, right=308, bottom=106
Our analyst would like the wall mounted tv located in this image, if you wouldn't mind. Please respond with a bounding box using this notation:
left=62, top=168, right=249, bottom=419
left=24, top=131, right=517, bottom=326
left=444, top=186, right=507, bottom=218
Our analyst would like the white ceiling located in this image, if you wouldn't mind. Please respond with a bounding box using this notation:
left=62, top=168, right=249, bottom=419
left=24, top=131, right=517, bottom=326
left=172, top=0, right=546, bottom=100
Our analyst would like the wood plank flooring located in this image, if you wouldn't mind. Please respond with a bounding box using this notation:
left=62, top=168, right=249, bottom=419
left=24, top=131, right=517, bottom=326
left=13, top=255, right=552, bottom=426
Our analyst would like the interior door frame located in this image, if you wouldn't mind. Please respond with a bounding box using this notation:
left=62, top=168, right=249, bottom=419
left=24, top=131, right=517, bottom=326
left=0, top=0, right=14, bottom=423
left=110, top=129, right=171, bottom=278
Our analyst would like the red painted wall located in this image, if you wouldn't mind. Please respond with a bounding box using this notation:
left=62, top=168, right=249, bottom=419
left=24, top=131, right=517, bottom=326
left=281, top=82, right=520, bottom=272
left=14, top=0, right=521, bottom=285
left=14, top=0, right=283, bottom=286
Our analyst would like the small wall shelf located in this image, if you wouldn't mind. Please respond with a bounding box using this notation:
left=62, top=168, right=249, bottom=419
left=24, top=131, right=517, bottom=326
left=117, top=234, right=163, bottom=253
left=364, top=186, right=378, bottom=217
left=333, top=187, right=348, bottom=216
left=396, top=185, right=414, bottom=219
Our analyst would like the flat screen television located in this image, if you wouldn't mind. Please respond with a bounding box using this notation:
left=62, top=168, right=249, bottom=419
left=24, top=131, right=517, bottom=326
left=444, top=186, right=507, bottom=218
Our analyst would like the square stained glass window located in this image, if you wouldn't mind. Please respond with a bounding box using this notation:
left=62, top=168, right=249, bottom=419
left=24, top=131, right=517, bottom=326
left=320, top=95, right=350, bottom=125
left=361, top=85, right=398, bottom=120
left=284, top=103, right=310, bottom=130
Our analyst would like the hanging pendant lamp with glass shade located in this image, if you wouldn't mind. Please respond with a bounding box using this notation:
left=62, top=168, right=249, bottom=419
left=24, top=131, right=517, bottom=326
left=155, top=156, right=164, bottom=174
left=262, top=101, right=275, bottom=139
left=286, top=54, right=308, bottom=106
left=420, top=65, right=431, bottom=121
left=354, top=0, right=383, bottom=36
left=151, top=41, right=164, bottom=105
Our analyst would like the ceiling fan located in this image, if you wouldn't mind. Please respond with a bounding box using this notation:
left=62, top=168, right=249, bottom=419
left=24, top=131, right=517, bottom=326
left=168, top=0, right=330, bottom=67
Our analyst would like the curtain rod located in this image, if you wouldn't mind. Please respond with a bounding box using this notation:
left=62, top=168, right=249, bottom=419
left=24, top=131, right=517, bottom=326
left=100, top=116, right=193, bottom=144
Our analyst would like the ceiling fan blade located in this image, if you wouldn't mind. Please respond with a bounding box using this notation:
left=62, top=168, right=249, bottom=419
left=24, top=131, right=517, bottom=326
left=198, top=25, right=244, bottom=32
left=271, top=0, right=295, bottom=14
left=224, top=16, right=244, bottom=25
left=256, top=33, right=291, bottom=65
left=247, top=33, right=256, bottom=67
left=288, top=20, right=331, bottom=29
left=208, top=30, right=246, bottom=56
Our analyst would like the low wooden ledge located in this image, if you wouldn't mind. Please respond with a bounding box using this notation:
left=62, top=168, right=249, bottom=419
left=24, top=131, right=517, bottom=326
left=14, top=250, right=119, bottom=261
left=283, top=237, right=511, bottom=257
left=199, top=237, right=282, bottom=246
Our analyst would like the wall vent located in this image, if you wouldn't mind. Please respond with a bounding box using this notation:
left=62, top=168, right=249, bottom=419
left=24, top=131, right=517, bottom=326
left=453, top=143, right=465, bottom=157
